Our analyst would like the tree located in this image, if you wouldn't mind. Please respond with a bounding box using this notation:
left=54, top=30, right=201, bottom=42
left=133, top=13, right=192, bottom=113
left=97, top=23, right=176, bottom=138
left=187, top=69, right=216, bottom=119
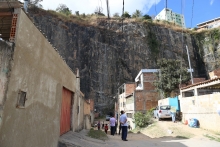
left=29, top=0, right=43, bottom=8
left=113, top=12, right=120, bottom=17
left=122, top=11, right=131, bottom=18
left=30, top=0, right=43, bottom=5
left=94, top=6, right=105, bottom=16
left=56, top=4, right=72, bottom=16
left=154, top=58, right=190, bottom=97
left=142, top=14, right=152, bottom=20
left=132, top=9, right=142, bottom=18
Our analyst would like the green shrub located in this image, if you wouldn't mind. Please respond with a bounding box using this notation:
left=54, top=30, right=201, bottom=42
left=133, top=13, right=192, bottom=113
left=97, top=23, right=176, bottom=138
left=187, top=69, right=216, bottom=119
left=134, top=111, right=153, bottom=128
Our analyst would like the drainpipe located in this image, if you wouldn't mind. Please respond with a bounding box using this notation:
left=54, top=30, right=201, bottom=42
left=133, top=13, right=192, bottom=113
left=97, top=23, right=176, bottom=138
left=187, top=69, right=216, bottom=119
left=78, top=98, right=80, bottom=128
left=24, top=0, right=29, bottom=13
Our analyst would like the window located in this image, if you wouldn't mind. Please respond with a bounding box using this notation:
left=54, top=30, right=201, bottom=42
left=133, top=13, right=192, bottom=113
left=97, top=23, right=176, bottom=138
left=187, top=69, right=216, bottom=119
left=16, top=90, right=27, bottom=108
left=127, top=113, right=133, bottom=118
left=123, top=102, right=126, bottom=107
left=160, top=105, right=171, bottom=110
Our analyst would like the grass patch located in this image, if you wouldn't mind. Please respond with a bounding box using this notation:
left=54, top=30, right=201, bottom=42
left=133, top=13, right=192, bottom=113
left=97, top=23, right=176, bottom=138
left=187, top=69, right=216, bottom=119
left=87, top=128, right=108, bottom=141
left=204, top=134, right=220, bottom=142
left=168, top=126, right=194, bottom=139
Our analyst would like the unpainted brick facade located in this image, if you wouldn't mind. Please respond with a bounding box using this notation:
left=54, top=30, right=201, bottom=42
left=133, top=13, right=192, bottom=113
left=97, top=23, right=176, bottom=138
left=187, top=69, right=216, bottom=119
left=134, top=72, right=159, bottom=112
left=125, top=83, right=136, bottom=96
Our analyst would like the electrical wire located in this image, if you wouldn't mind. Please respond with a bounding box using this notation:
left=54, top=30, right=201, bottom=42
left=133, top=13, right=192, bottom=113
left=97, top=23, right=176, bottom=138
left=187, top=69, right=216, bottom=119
left=191, top=0, right=194, bottom=28
left=179, top=0, right=185, bottom=88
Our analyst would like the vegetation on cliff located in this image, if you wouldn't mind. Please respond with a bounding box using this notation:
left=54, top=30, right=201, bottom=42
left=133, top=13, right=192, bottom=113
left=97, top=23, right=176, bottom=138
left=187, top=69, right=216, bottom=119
left=154, top=58, right=190, bottom=97
left=191, top=28, right=220, bottom=71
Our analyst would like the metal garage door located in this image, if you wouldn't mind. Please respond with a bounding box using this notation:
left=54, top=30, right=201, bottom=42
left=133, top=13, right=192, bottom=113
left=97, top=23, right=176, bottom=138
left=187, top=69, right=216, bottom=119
left=60, top=87, right=72, bottom=135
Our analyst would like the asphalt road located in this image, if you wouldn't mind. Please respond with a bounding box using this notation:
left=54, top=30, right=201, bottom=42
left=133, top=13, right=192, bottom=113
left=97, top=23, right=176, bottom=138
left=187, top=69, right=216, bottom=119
left=59, top=129, right=220, bottom=147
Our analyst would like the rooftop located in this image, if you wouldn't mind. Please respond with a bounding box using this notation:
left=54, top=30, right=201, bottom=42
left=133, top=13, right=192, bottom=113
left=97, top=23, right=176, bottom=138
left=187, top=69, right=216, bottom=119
left=181, top=77, right=220, bottom=91
left=197, top=17, right=220, bottom=27
left=0, top=1, right=22, bottom=40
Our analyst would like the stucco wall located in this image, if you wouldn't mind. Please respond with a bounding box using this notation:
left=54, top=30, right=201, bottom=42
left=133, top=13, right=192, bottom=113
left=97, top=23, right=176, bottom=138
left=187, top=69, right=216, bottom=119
left=74, top=92, right=84, bottom=132
left=0, top=41, right=14, bottom=129
left=0, top=9, right=78, bottom=147
left=84, top=100, right=90, bottom=115
left=0, top=41, right=13, bottom=106
left=180, top=93, right=220, bottom=132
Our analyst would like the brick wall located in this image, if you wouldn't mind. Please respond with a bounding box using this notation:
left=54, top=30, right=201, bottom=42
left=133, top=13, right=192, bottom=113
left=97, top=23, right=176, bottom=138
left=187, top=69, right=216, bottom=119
left=209, top=68, right=220, bottom=79
left=143, top=73, right=157, bottom=90
left=134, top=72, right=159, bottom=111
left=125, top=83, right=136, bottom=96
left=135, top=91, right=159, bottom=111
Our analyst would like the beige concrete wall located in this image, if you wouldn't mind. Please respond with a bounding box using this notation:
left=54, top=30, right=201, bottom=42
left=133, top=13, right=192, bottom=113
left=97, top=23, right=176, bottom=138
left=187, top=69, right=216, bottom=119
left=84, top=99, right=90, bottom=115
left=0, top=41, right=13, bottom=106
left=84, top=114, right=91, bottom=130
left=74, top=92, right=84, bottom=132
left=158, top=98, right=169, bottom=106
left=0, top=9, right=79, bottom=147
left=0, top=41, right=14, bottom=129
left=180, top=93, right=220, bottom=132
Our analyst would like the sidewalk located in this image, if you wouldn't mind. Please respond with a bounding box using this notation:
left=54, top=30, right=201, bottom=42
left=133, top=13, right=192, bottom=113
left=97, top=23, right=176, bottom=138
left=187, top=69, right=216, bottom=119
left=58, top=130, right=108, bottom=147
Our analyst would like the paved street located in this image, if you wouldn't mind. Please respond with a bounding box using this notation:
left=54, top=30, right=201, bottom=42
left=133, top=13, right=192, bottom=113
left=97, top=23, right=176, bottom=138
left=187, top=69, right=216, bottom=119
left=58, top=129, right=220, bottom=147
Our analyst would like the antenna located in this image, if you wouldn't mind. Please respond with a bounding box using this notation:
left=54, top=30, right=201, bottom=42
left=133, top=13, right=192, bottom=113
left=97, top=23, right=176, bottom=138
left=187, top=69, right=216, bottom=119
left=166, top=0, right=167, bottom=9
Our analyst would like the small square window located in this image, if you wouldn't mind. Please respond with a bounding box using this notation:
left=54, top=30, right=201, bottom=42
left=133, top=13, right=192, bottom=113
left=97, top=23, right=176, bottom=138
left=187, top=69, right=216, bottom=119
left=16, top=90, right=27, bottom=108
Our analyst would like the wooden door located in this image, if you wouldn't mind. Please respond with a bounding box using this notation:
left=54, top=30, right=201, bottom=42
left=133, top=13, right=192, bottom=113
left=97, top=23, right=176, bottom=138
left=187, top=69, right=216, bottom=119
left=60, top=87, right=72, bottom=135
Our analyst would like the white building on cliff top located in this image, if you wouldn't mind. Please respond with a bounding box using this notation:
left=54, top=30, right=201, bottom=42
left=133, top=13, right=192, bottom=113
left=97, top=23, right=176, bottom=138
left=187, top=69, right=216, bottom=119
left=155, top=8, right=186, bottom=28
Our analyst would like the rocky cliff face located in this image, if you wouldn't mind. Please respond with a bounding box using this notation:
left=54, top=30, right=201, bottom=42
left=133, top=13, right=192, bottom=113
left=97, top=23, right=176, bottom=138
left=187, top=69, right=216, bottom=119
left=192, top=29, right=220, bottom=72
left=28, top=9, right=206, bottom=111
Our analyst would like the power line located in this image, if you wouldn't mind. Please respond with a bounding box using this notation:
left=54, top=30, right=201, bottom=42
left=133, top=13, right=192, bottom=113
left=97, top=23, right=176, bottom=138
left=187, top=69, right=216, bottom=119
left=191, top=0, right=194, bottom=28
left=179, top=0, right=185, bottom=88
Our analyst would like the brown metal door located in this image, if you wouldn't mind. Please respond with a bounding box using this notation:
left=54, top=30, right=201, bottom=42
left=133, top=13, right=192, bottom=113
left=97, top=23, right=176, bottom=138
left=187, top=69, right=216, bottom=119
left=60, top=87, right=72, bottom=135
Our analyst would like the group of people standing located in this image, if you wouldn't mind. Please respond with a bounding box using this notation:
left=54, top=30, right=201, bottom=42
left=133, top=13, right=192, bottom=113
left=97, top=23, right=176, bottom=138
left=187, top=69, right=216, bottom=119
left=97, top=110, right=128, bottom=141
left=108, top=110, right=128, bottom=141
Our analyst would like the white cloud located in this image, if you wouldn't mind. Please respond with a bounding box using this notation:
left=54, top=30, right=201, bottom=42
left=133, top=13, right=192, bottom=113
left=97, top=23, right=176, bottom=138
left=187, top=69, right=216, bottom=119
left=40, top=0, right=161, bottom=16
left=210, top=0, right=214, bottom=5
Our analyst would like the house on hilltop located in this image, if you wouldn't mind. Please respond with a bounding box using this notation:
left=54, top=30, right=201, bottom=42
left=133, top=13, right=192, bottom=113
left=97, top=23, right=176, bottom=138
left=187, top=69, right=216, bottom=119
left=155, top=8, right=186, bottom=28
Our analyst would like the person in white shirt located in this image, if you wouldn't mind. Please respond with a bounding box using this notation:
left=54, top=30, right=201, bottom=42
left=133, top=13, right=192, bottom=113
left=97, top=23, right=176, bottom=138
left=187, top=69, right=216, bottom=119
left=109, top=115, right=117, bottom=135
left=119, top=110, right=128, bottom=141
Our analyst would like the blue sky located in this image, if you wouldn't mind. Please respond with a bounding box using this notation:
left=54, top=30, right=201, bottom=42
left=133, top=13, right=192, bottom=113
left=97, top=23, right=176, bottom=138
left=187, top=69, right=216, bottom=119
left=40, top=0, right=220, bottom=28
left=147, top=0, right=220, bottom=28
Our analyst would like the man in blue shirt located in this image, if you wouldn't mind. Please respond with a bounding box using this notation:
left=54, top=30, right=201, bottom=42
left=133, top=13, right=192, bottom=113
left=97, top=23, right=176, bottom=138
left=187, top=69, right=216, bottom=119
left=119, top=110, right=128, bottom=141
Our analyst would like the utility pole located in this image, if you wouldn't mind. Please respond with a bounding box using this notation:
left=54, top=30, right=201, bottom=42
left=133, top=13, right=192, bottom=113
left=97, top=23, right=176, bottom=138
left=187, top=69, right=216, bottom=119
left=186, top=45, right=194, bottom=84
left=166, top=0, right=167, bottom=9
left=106, top=0, right=110, bottom=19
left=122, top=0, right=124, bottom=32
